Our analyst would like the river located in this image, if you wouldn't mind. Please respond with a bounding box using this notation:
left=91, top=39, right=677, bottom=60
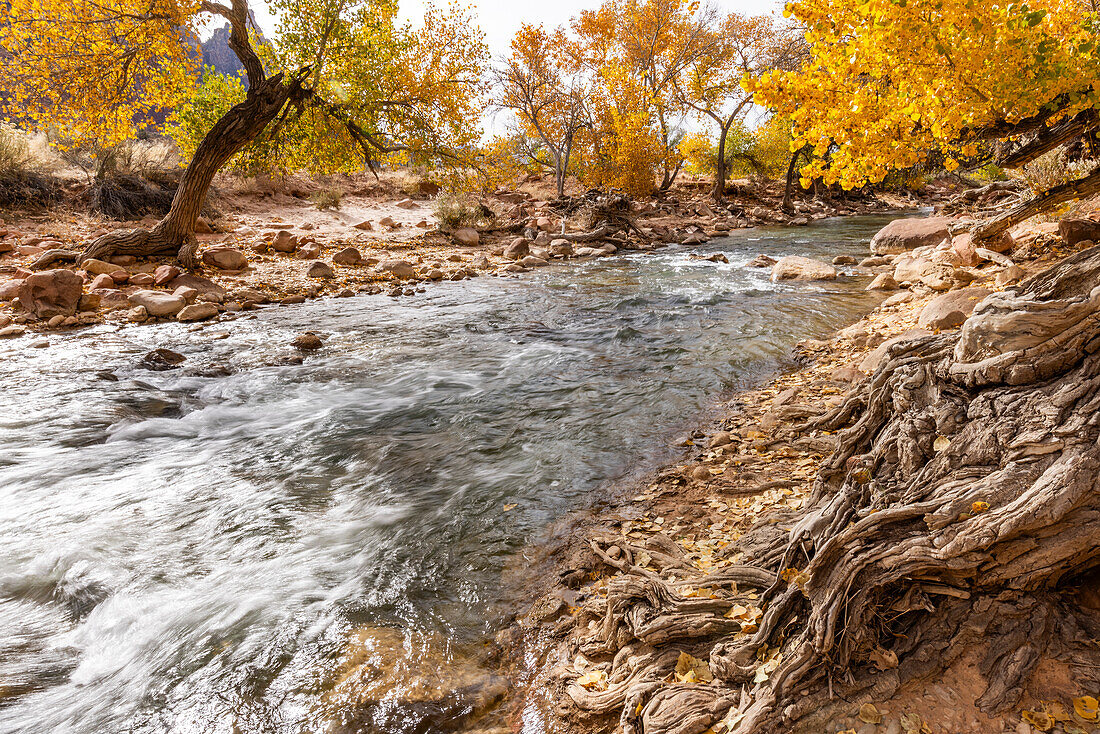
left=0, top=213, right=899, bottom=733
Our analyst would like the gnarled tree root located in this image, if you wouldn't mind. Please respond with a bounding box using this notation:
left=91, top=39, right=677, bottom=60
left=551, top=243, right=1100, bottom=734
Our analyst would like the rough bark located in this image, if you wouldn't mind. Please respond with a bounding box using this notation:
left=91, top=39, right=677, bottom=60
left=973, top=166, right=1100, bottom=245
left=555, top=245, right=1100, bottom=734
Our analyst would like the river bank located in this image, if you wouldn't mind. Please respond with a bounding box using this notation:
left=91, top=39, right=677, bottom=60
left=493, top=210, right=1095, bottom=734
left=0, top=175, right=931, bottom=340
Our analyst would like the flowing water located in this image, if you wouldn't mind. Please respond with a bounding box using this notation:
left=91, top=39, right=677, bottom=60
left=0, top=214, right=903, bottom=733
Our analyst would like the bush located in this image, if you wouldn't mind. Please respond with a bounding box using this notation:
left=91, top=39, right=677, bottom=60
left=0, top=124, right=64, bottom=208
left=434, top=192, right=491, bottom=230
left=310, top=187, right=344, bottom=210
left=1021, top=149, right=1095, bottom=194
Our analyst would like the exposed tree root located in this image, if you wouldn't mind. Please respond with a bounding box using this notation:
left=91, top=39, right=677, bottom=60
left=549, top=244, right=1100, bottom=733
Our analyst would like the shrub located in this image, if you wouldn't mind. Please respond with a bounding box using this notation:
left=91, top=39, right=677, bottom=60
left=310, top=187, right=344, bottom=210
left=434, top=192, right=491, bottom=230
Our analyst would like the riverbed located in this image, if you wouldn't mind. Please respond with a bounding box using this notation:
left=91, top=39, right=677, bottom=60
left=0, top=214, right=898, bottom=733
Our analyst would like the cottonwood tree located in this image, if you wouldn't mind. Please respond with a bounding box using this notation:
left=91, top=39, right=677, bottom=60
left=552, top=2, right=1100, bottom=733
left=494, top=24, right=590, bottom=198
left=1, top=0, right=486, bottom=267
left=676, top=13, right=803, bottom=201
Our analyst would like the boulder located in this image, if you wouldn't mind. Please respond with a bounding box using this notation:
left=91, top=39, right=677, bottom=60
left=869, top=216, right=951, bottom=255
left=377, top=259, right=417, bottom=279
left=129, top=273, right=155, bottom=286
left=292, top=332, right=323, bottom=350
left=951, top=232, right=979, bottom=267
left=503, top=238, right=530, bottom=261
left=549, top=239, right=574, bottom=257
left=747, top=254, right=778, bottom=268
left=140, top=348, right=186, bottom=370
left=272, top=231, right=299, bottom=253
left=18, top=269, right=83, bottom=318
left=109, top=270, right=129, bottom=284
left=0, top=325, right=25, bottom=338
left=0, top=279, right=21, bottom=301
left=307, top=261, right=335, bottom=279
left=452, top=227, right=479, bottom=246
left=333, top=247, right=363, bottom=266
left=832, top=255, right=858, bottom=265
left=128, top=289, right=186, bottom=317
left=89, top=274, right=116, bottom=290
left=378, top=216, right=397, bottom=228
left=1058, top=216, right=1100, bottom=246
left=771, top=256, right=837, bottom=282
left=866, top=272, right=898, bottom=291
left=353, top=220, right=373, bottom=231
left=519, top=256, right=549, bottom=268
left=918, top=264, right=957, bottom=291
left=202, top=246, right=247, bottom=270
left=154, top=265, right=182, bottom=285
left=917, top=287, right=992, bottom=330
left=81, top=258, right=118, bottom=276
left=177, top=303, right=219, bottom=322
left=173, top=286, right=199, bottom=303
left=471, top=254, right=490, bottom=269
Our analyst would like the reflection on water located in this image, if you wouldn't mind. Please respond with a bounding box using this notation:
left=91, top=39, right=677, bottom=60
left=0, top=214, right=898, bottom=733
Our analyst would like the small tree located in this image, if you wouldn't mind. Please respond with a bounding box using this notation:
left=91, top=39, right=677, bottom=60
left=1, top=0, right=487, bottom=267
left=494, top=24, right=590, bottom=198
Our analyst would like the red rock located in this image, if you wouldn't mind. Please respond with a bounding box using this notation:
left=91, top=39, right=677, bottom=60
left=870, top=216, right=951, bottom=255
left=89, top=274, right=116, bottom=290
left=0, top=280, right=21, bottom=301
left=154, top=265, right=182, bottom=286
left=110, top=270, right=129, bottom=284
left=202, top=246, right=247, bottom=270
left=272, top=231, right=298, bottom=253
left=333, top=247, right=363, bottom=266
left=129, top=273, right=155, bottom=287
left=18, top=269, right=83, bottom=318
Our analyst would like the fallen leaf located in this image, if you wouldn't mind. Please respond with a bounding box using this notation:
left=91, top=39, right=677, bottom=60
left=971, top=500, right=989, bottom=514
left=869, top=646, right=898, bottom=671
left=1022, top=709, right=1053, bottom=731
left=1074, top=695, right=1099, bottom=721
left=675, top=651, right=714, bottom=683
left=899, top=712, right=923, bottom=733
left=933, top=435, right=951, bottom=451
left=502, top=503, right=517, bottom=512
left=576, top=670, right=608, bottom=692
left=859, top=703, right=883, bottom=724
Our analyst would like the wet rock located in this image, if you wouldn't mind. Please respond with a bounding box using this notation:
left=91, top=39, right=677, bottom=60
left=0, top=325, right=25, bottom=338
left=1058, top=216, right=1100, bottom=246
left=519, top=255, right=549, bottom=268
left=202, top=246, right=247, bottom=271
left=272, top=231, right=298, bottom=252
left=870, top=216, right=950, bottom=255
left=128, top=289, right=185, bottom=317
left=292, top=332, right=323, bottom=350
left=452, top=228, right=479, bottom=246
left=503, top=238, right=529, bottom=261
left=747, top=253, right=777, bottom=268
left=307, top=260, right=335, bottom=279
left=549, top=239, right=574, bottom=257
left=177, top=303, right=219, bottom=322
left=866, top=272, right=898, bottom=291
left=377, top=259, right=417, bottom=279
left=832, top=255, right=858, bottom=265
left=333, top=247, right=363, bottom=266
left=379, top=216, right=397, bottom=228
left=154, top=265, right=182, bottom=286
left=917, top=287, right=992, bottom=330
left=771, top=256, right=837, bottom=282
left=425, top=268, right=445, bottom=281
left=141, top=348, right=186, bottom=370
left=859, top=255, right=891, bottom=267
left=18, top=269, right=83, bottom=318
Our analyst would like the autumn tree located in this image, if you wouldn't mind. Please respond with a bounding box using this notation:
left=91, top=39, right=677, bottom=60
left=676, top=13, right=803, bottom=201
left=494, top=24, right=590, bottom=198
left=0, top=0, right=486, bottom=267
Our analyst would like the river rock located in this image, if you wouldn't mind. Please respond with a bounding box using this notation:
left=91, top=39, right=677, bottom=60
left=18, top=269, right=83, bottom=318
left=89, top=274, right=116, bottom=290
left=471, top=254, right=490, bottom=269
left=333, top=247, right=363, bottom=266
left=883, top=291, right=914, bottom=306
left=866, top=272, right=898, bottom=291
left=129, top=273, right=155, bottom=287
left=307, top=260, right=335, bottom=279
left=78, top=293, right=101, bottom=311
left=292, top=332, right=323, bottom=350
left=202, top=246, right=247, bottom=271
left=166, top=274, right=227, bottom=302
left=919, top=263, right=957, bottom=291
left=747, top=254, right=777, bottom=268
left=0, top=325, right=26, bottom=338
left=173, top=285, right=199, bottom=303
left=272, top=231, right=298, bottom=253
left=504, top=238, right=529, bottom=261
left=141, top=348, right=186, bottom=370
left=126, top=305, right=148, bottom=322
left=353, top=220, right=373, bottom=231
left=452, top=228, right=479, bottom=246
left=1058, top=216, right=1100, bottom=246
left=534, top=231, right=553, bottom=246
left=0, top=279, right=21, bottom=301
left=129, top=289, right=185, bottom=317
left=109, top=270, right=129, bottom=284
left=870, top=216, right=951, bottom=255
left=892, top=254, right=932, bottom=284
left=832, top=255, right=858, bottom=265
left=379, top=216, right=397, bottom=228
left=154, top=265, right=182, bottom=285
left=951, top=232, right=980, bottom=267
left=296, top=243, right=321, bottom=260
left=177, top=303, right=219, bottom=322
left=917, top=287, right=992, bottom=330
left=860, top=255, right=891, bottom=267
left=81, top=258, right=117, bottom=276
left=377, top=259, right=417, bottom=279
left=549, top=239, right=574, bottom=257
left=771, top=256, right=837, bottom=282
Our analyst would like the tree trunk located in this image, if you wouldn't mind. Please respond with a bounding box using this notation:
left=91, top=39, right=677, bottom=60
left=77, top=74, right=298, bottom=268
left=782, top=145, right=811, bottom=213
left=552, top=246, right=1100, bottom=734
left=713, top=125, right=728, bottom=203
left=973, top=166, right=1100, bottom=244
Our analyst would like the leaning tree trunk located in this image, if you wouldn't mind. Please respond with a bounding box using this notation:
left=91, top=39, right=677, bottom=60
left=77, top=75, right=297, bottom=268
left=559, top=245, right=1100, bottom=734
left=973, top=166, right=1100, bottom=245
left=782, top=144, right=812, bottom=213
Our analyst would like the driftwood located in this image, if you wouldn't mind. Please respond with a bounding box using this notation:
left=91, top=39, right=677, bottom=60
left=553, top=244, right=1100, bottom=733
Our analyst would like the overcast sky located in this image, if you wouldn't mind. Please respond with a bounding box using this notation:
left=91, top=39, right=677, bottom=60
left=250, top=0, right=784, bottom=57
